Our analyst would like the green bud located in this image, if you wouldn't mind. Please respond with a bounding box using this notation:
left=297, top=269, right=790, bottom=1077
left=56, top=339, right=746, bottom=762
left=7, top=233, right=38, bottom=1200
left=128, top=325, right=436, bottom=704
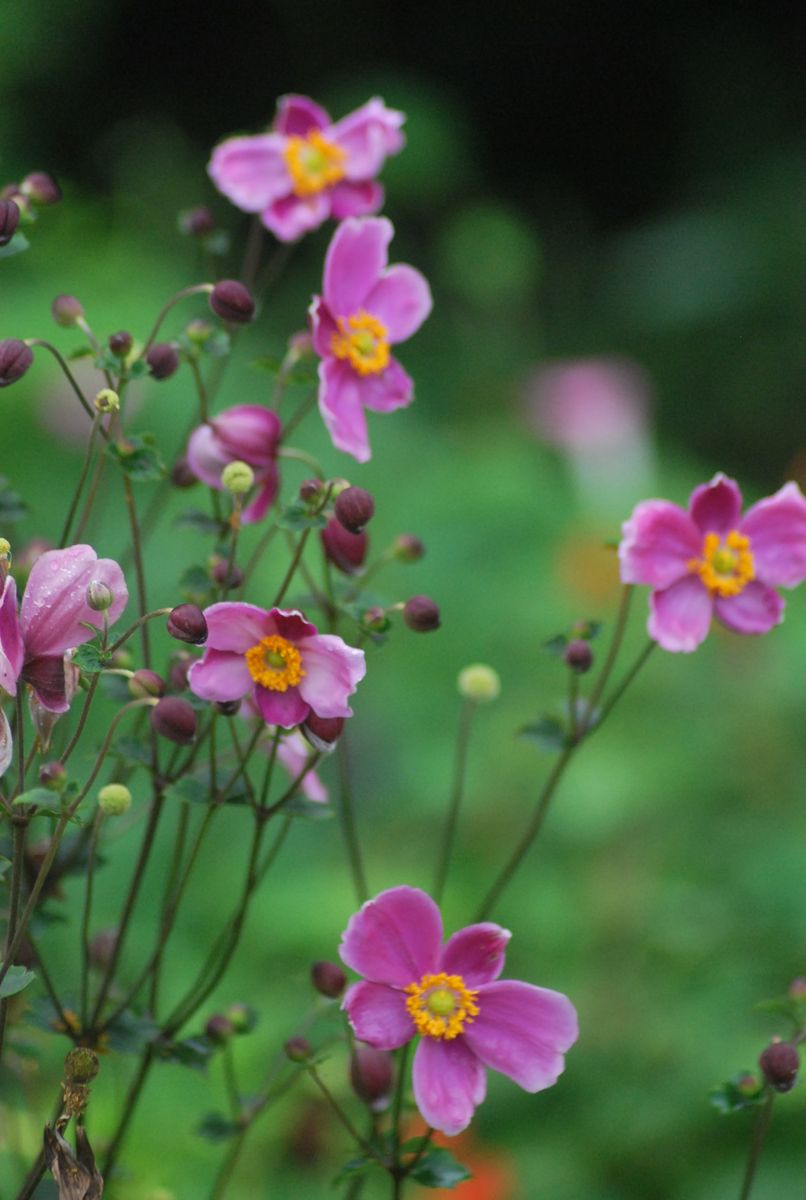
left=94, top=388, right=120, bottom=414
left=98, top=782, right=132, bottom=816
left=457, top=663, right=501, bottom=703
left=221, top=460, right=254, bottom=494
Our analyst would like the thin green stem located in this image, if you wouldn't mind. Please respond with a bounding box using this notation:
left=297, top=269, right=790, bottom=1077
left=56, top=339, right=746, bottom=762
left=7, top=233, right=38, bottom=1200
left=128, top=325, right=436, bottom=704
left=337, top=738, right=368, bottom=903
left=59, top=414, right=102, bottom=547
left=121, top=476, right=151, bottom=667
left=391, top=1041, right=412, bottom=1172
left=738, top=1089, right=774, bottom=1200
left=79, top=810, right=104, bottom=1026
left=273, top=527, right=312, bottom=607
left=141, top=283, right=212, bottom=354
left=306, top=1064, right=382, bottom=1164
left=580, top=584, right=634, bottom=734
left=433, top=699, right=476, bottom=904
left=0, top=818, right=29, bottom=1061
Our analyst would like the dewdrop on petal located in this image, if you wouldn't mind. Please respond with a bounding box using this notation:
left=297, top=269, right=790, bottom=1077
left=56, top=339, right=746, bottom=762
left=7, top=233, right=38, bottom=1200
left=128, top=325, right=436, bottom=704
left=458, top=663, right=501, bottom=703
left=98, top=783, right=132, bottom=816
left=94, top=388, right=120, bottom=414
left=221, top=460, right=255, bottom=495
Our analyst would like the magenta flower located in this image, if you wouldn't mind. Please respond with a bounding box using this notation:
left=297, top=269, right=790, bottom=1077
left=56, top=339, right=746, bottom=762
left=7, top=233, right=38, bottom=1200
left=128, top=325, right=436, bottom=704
left=619, top=473, right=806, bottom=652
left=0, top=545, right=128, bottom=712
left=188, top=604, right=365, bottom=729
left=340, top=887, right=578, bottom=1136
left=186, top=405, right=281, bottom=524
left=310, top=217, right=432, bottom=462
left=209, top=95, right=404, bottom=243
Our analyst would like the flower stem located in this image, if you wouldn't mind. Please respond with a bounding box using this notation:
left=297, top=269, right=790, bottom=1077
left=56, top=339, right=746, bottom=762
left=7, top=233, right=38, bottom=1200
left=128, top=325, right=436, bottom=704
left=59, top=414, right=102, bottom=548
left=79, top=810, right=104, bottom=1027
left=433, top=699, right=476, bottom=904
left=738, top=1089, right=775, bottom=1200
left=580, top=583, right=633, bottom=734
left=305, top=1064, right=382, bottom=1165
left=337, top=737, right=369, bottom=904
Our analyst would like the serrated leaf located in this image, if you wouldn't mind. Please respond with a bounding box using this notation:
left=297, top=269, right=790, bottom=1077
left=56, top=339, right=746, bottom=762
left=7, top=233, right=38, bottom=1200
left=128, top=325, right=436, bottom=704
left=156, top=1035, right=214, bottom=1070
left=107, top=434, right=166, bottom=482
left=278, top=503, right=327, bottom=532
left=0, top=232, right=29, bottom=259
left=332, top=1156, right=376, bottom=1186
left=104, top=1009, right=158, bottom=1054
left=165, top=776, right=211, bottom=806
left=74, top=642, right=107, bottom=673
left=127, top=358, right=149, bottom=379
left=174, top=509, right=223, bottom=535
left=409, top=1148, right=472, bottom=1189
left=12, top=787, right=59, bottom=808
left=0, top=963, right=36, bottom=998
left=197, top=1112, right=241, bottom=1142
left=708, top=1072, right=765, bottom=1114
left=518, top=716, right=569, bottom=752
left=543, top=634, right=568, bottom=656
left=93, top=351, right=122, bottom=373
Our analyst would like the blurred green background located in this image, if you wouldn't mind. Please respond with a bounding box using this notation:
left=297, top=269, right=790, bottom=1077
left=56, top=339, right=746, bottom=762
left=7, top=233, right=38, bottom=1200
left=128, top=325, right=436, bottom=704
left=2, top=2, right=806, bottom=1197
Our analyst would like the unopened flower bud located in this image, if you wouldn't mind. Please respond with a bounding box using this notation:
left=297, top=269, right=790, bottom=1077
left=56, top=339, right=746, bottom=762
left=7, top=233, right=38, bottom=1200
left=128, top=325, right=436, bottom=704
left=146, top=342, right=180, bottom=380
left=0, top=199, right=20, bottom=246
left=94, top=388, right=119, bottom=414
left=403, top=595, right=441, bottom=633
left=302, top=714, right=344, bottom=752
left=221, top=460, right=254, bottom=495
left=186, top=318, right=213, bottom=345
left=39, top=760, right=67, bottom=792
left=64, top=1048, right=99, bottom=1084
left=350, top=1046, right=393, bottom=1110
left=86, top=580, right=114, bottom=611
left=361, top=606, right=390, bottom=633
left=299, top=478, right=324, bottom=505
left=51, top=294, right=84, bottom=328
left=736, top=1073, right=761, bottom=1096
left=564, top=639, right=593, bottom=674
left=0, top=339, right=33, bottom=387
left=167, top=603, right=208, bottom=645
left=21, top=171, right=61, bottom=206
left=89, top=928, right=117, bottom=969
left=393, top=534, right=425, bottom=563
left=98, top=783, right=132, bottom=816
left=210, top=279, right=255, bottom=324
left=171, top=457, right=197, bottom=489
left=284, top=1036, right=312, bottom=1063
left=789, top=978, right=806, bottom=1000
left=108, top=330, right=133, bottom=357
left=759, top=1041, right=800, bottom=1092
left=210, top=557, right=244, bottom=591
left=225, top=1002, right=256, bottom=1034
left=321, top=518, right=367, bottom=575
left=458, top=663, right=501, bottom=703
left=150, top=696, right=197, bottom=745
left=334, top=487, right=375, bottom=533
left=179, top=206, right=216, bottom=237
left=205, top=1014, right=234, bottom=1044
left=311, top=961, right=346, bottom=998
left=215, top=699, right=241, bottom=716
left=169, top=655, right=192, bottom=691
left=129, top=669, right=165, bottom=699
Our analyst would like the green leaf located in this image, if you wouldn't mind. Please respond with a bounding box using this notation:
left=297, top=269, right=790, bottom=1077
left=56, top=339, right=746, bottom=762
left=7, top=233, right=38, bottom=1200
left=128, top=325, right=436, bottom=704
left=204, top=331, right=231, bottom=358
left=179, top=564, right=213, bottom=601
left=67, top=346, right=94, bottom=361
left=174, top=509, right=223, bottom=536
left=107, top=433, right=166, bottom=482
left=282, top=793, right=335, bottom=822
left=708, top=1072, right=765, bottom=1114
left=0, top=484, right=28, bottom=524
left=278, top=503, right=327, bottom=532
left=0, top=856, right=10, bottom=880
left=332, top=1156, right=377, bottom=1186
left=156, top=1035, right=215, bottom=1070
left=250, top=354, right=283, bottom=375
left=108, top=736, right=151, bottom=767
left=518, top=715, right=569, bottom=752
left=12, top=787, right=59, bottom=808
left=409, top=1148, right=472, bottom=1189
left=197, top=1112, right=241, bottom=1142
left=0, top=232, right=29, bottom=260
left=0, top=964, right=36, bottom=999
left=543, top=633, right=568, bottom=656
left=104, top=1009, right=158, bottom=1054
left=73, top=642, right=107, bottom=673
left=165, top=776, right=211, bottom=806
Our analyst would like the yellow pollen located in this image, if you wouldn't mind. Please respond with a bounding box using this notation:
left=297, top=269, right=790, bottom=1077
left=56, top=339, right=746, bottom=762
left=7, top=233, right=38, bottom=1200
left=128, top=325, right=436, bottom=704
left=330, top=310, right=390, bottom=376
left=284, top=130, right=346, bottom=198
left=404, top=972, right=480, bottom=1041
left=688, top=529, right=755, bottom=597
left=244, top=634, right=305, bottom=692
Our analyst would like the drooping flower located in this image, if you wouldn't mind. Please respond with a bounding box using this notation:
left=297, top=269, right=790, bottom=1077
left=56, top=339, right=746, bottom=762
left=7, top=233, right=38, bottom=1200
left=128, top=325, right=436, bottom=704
left=0, top=544, right=128, bottom=713
left=209, top=95, right=405, bottom=243
left=340, top=886, right=578, bottom=1136
left=310, top=217, right=432, bottom=462
left=186, top=405, right=281, bottom=524
left=276, top=728, right=328, bottom=803
left=188, top=604, right=365, bottom=729
left=619, top=473, right=806, bottom=652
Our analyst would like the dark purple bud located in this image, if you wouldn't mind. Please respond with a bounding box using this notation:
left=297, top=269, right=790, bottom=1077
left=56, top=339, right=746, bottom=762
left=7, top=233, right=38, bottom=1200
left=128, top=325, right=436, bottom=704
left=564, top=639, right=593, bottom=674
left=21, top=171, right=61, bottom=206
left=0, top=339, right=33, bottom=387
left=88, top=928, right=118, bottom=969
left=169, top=655, right=192, bottom=692
left=311, top=961, right=346, bottom=999
left=108, top=330, right=133, bottom=357
left=299, top=478, right=324, bottom=505
left=167, top=603, right=208, bottom=645
left=128, top=669, right=165, bottom=699
left=210, top=558, right=244, bottom=591
left=215, top=698, right=241, bottom=717
left=335, top=487, right=375, bottom=533
left=171, top=457, right=198, bottom=489
left=302, top=714, right=344, bottom=753
left=210, top=279, right=255, bottom=324
left=321, top=518, right=367, bottom=575
left=205, top=1014, right=234, bottom=1044
left=393, top=534, right=425, bottom=563
left=0, top=199, right=20, bottom=246
left=759, top=1041, right=800, bottom=1092
left=150, top=696, right=197, bottom=745
left=51, top=294, right=84, bottom=328
left=403, top=595, right=441, bottom=633
left=146, top=342, right=180, bottom=380
left=284, top=1036, right=312, bottom=1063
left=350, top=1046, right=393, bottom=1109
left=39, top=761, right=67, bottom=792
left=179, top=206, right=216, bottom=237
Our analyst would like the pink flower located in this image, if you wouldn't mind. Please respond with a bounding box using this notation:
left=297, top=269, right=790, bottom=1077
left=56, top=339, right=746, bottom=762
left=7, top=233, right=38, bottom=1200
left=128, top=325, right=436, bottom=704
left=619, top=473, right=806, bottom=652
left=0, top=545, right=128, bottom=712
left=186, top=405, right=281, bottom=524
left=209, top=95, right=405, bottom=243
left=340, top=887, right=578, bottom=1136
left=276, top=729, right=328, bottom=803
left=310, top=217, right=432, bottom=462
left=188, top=604, right=365, bottom=729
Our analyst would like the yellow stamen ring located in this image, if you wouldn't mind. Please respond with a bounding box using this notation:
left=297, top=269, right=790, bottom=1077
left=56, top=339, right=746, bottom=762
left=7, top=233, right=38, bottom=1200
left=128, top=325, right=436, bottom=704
left=330, top=310, right=390, bottom=377
left=404, top=972, right=480, bottom=1041
left=245, top=634, right=305, bottom=692
left=688, top=529, right=755, bottom=598
left=284, top=130, right=347, bottom=198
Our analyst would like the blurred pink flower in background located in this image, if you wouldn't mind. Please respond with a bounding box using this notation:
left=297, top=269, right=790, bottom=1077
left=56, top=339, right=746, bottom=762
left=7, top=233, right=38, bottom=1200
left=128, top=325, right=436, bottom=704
left=186, top=404, right=281, bottom=524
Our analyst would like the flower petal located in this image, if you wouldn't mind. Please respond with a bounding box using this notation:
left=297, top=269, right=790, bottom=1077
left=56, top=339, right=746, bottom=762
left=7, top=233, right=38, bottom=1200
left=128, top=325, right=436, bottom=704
left=339, top=885, right=443, bottom=987
left=203, top=603, right=273, bottom=652
left=740, top=481, right=806, bottom=587
left=318, top=358, right=371, bottom=463
left=359, top=358, right=414, bottom=414
left=21, top=655, right=67, bottom=713
left=329, top=180, right=384, bottom=220
left=21, top=546, right=127, bottom=658
left=343, top=981, right=413, bottom=1049
left=439, top=924, right=511, bottom=987
left=619, top=501, right=700, bottom=589
left=262, top=192, right=330, bottom=242
left=647, top=575, right=713, bottom=653
left=310, top=297, right=339, bottom=360
left=688, top=473, right=743, bottom=535
left=208, top=134, right=290, bottom=212
left=323, top=216, right=392, bottom=317
left=0, top=709, right=12, bottom=778
left=0, top=575, right=23, bottom=696
left=212, top=405, right=281, bottom=467
left=267, top=609, right=319, bottom=641
left=188, top=649, right=253, bottom=702
left=297, top=634, right=366, bottom=719
left=365, top=265, right=433, bottom=343
left=330, top=98, right=406, bottom=179
left=464, top=980, right=578, bottom=1093
left=274, top=94, right=330, bottom=136
left=241, top=470, right=279, bottom=524
left=412, top=1036, right=486, bottom=1136
left=253, top=684, right=309, bottom=729
left=275, top=730, right=328, bottom=803
left=715, top=581, right=784, bottom=635
left=186, top=423, right=229, bottom=491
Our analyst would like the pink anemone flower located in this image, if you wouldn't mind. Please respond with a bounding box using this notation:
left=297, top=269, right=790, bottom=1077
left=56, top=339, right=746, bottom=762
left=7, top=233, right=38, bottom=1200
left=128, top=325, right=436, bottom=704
left=619, top=473, right=806, bottom=652
left=276, top=728, right=328, bottom=803
left=340, top=886, right=578, bottom=1136
left=0, top=544, right=127, bottom=712
left=186, top=405, right=281, bottom=524
left=188, top=604, right=365, bottom=729
left=310, top=217, right=432, bottom=462
left=209, top=94, right=404, bottom=243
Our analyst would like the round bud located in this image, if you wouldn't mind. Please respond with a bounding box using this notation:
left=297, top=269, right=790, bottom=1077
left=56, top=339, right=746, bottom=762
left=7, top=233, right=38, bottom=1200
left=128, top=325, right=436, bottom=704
left=210, top=280, right=255, bottom=324
left=0, top=199, right=20, bottom=246
left=171, top=457, right=198, bottom=489
left=167, top=604, right=208, bottom=645
left=215, top=698, right=242, bottom=717
left=146, top=342, right=180, bottom=381
left=403, top=595, right=441, bottom=633
left=311, top=961, right=347, bottom=999
left=179, top=206, right=215, bottom=237
left=86, top=580, right=114, bottom=612
left=458, top=663, right=501, bottom=703
left=225, top=1002, right=256, bottom=1034
left=64, top=1048, right=99, bottom=1084
left=51, top=294, right=84, bottom=328
left=209, top=558, right=244, bottom=591
left=334, top=487, right=375, bottom=534
left=759, top=1041, right=800, bottom=1092
left=98, top=783, right=132, bottom=816
left=321, top=518, right=367, bottom=575
left=108, top=331, right=133, bottom=357
left=21, top=171, right=61, bottom=206
left=0, top=538, right=11, bottom=558
left=0, top=339, right=33, bottom=387
left=284, top=1036, right=312, bottom=1063
left=94, top=388, right=120, bottom=414
left=205, top=1014, right=234, bottom=1044
left=168, top=655, right=192, bottom=692
left=150, top=696, right=197, bottom=745
left=128, top=669, right=165, bottom=699
left=392, top=534, right=425, bottom=563
left=736, top=1073, right=761, bottom=1096
left=302, top=714, right=344, bottom=753
left=564, top=639, right=593, bottom=674
left=350, top=1047, right=393, bottom=1110
left=299, top=478, right=324, bottom=505
left=361, top=606, right=390, bottom=633
left=186, top=318, right=213, bottom=346
left=221, top=460, right=255, bottom=495
left=39, top=760, right=67, bottom=792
